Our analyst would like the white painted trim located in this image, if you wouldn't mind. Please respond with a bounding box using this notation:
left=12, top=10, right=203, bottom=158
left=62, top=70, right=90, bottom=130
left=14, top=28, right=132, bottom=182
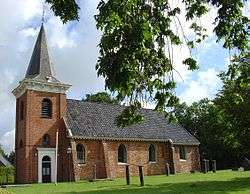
left=12, top=79, right=71, bottom=98
left=37, top=148, right=56, bottom=183
left=118, top=162, right=128, bottom=166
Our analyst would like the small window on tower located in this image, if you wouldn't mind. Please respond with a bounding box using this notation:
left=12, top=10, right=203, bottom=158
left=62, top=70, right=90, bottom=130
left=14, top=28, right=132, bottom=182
left=20, top=101, right=24, bottom=120
left=42, top=134, right=50, bottom=146
left=19, top=140, right=23, bottom=148
left=41, top=98, right=52, bottom=118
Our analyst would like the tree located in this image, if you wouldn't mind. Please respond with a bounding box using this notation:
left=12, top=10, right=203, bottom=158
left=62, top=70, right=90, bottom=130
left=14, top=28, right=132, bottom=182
left=7, top=151, right=15, bottom=165
left=0, top=144, right=5, bottom=156
left=83, top=92, right=119, bottom=104
left=174, top=99, right=236, bottom=169
left=46, top=0, right=249, bottom=126
left=214, top=53, right=250, bottom=159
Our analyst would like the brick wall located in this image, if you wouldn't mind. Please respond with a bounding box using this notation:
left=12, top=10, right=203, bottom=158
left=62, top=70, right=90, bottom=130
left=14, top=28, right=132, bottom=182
left=15, top=90, right=69, bottom=183
left=15, top=90, right=200, bottom=183
left=70, top=140, right=200, bottom=180
left=173, top=145, right=201, bottom=173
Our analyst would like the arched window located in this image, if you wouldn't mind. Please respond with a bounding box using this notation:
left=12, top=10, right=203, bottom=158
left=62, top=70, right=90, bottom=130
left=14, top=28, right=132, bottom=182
left=149, top=144, right=156, bottom=162
left=20, top=101, right=24, bottom=120
left=118, top=144, right=127, bottom=163
left=19, top=139, right=23, bottom=148
left=41, top=98, right=52, bottom=118
left=76, top=144, right=85, bottom=163
left=42, top=134, right=50, bottom=146
left=179, top=146, right=186, bottom=160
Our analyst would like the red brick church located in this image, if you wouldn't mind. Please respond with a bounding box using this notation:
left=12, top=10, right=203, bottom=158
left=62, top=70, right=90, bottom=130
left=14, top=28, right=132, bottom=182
left=12, top=24, right=200, bottom=183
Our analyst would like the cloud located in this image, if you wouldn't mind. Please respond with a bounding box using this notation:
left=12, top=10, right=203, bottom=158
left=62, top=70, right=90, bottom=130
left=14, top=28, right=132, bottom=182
left=0, top=130, right=15, bottom=153
left=179, top=68, right=221, bottom=105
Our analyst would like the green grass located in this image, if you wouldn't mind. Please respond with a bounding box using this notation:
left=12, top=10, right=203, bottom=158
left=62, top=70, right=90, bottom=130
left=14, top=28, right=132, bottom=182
left=3, top=170, right=250, bottom=194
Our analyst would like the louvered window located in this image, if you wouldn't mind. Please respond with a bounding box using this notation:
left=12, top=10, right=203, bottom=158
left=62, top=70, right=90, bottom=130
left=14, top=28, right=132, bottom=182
left=41, top=99, right=52, bottom=118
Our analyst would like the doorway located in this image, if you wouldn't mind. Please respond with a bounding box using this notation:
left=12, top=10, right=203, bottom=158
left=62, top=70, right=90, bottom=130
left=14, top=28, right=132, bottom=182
left=42, top=156, right=51, bottom=183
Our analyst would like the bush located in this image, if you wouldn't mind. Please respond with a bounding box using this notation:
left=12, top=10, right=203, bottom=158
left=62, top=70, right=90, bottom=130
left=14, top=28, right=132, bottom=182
left=0, top=166, right=14, bottom=185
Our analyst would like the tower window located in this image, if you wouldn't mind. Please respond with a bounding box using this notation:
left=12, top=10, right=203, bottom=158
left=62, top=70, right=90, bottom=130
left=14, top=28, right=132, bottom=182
left=19, top=139, right=23, bottom=148
left=42, top=134, right=50, bottom=146
left=149, top=144, right=156, bottom=162
left=41, top=98, right=52, bottom=118
left=179, top=146, right=187, bottom=160
left=118, top=144, right=127, bottom=163
left=76, top=144, right=85, bottom=164
left=20, top=101, right=24, bottom=120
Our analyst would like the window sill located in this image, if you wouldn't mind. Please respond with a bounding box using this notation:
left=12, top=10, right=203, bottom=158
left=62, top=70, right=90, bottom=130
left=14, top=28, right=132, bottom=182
left=179, top=159, right=187, bottom=162
left=149, top=161, right=157, bottom=164
left=41, top=117, right=52, bottom=119
left=118, top=162, right=128, bottom=166
left=77, top=163, right=86, bottom=166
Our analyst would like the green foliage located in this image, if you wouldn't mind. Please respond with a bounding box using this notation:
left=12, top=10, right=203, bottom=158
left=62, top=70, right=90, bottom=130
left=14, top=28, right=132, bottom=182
left=0, top=166, right=14, bottom=185
left=116, top=101, right=144, bottom=127
left=47, top=0, right=249, bottom=126
left=46, top=0, right=79, bottom=23
left=7, top=151, right=15, bottom=165
left=174, top=99, right=232, bottom=165
left=215, top=53, right=250, bottom=158
left=0, top=145, right=5, bottom=156
left=83, top=92, right=119, bottom=104
left=174, top=53, right=250, bottom=167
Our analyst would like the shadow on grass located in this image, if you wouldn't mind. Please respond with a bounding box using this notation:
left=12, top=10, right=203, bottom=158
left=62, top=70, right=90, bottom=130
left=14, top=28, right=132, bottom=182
left=56, top=177, right=250, bottom=194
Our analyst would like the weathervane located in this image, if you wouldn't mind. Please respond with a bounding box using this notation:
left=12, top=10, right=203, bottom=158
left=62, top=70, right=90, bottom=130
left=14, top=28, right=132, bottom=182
left=42, top=2, right=46, bottom=24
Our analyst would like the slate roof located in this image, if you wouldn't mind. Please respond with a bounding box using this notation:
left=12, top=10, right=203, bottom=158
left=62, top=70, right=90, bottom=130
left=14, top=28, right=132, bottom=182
left=65, top=99, right=200, bottom=145
left=25, top=24, right=60, bottom=83
left=0, top=154, right=12, bottom=167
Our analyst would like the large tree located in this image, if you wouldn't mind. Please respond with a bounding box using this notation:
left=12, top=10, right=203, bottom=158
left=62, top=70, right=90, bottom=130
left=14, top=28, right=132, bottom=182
left=174, top=99, right=233, bottom=168
left=214, top=53, right=250, bottom=159
left=45, top=0, right=249, bottom=126
left=83, top=92, right=119, bottom=104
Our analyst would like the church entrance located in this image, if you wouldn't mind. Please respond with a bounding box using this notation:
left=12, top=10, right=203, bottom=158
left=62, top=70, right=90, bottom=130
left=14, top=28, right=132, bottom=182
left=42, top=156, right=51, bottom=183
left=37, top=148, right=56, bottom=183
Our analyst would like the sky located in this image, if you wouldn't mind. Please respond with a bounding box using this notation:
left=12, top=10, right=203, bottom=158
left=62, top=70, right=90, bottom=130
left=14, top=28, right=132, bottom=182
left=0, top=0, right=249, bottom=153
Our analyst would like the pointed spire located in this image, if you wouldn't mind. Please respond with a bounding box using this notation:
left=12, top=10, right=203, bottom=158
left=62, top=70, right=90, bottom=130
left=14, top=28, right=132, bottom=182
left=25, top=24, right=59, bottom=83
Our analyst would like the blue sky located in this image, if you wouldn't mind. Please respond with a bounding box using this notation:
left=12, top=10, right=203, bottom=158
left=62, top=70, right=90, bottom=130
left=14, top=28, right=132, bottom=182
left=0, top=0, right=249, bottom=153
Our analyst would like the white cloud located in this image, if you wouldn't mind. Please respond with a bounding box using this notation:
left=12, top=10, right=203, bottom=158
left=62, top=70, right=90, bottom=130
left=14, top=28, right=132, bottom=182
left=179, top=68, right=221, bottom=105
left=0, top=130, right=15, bottom=154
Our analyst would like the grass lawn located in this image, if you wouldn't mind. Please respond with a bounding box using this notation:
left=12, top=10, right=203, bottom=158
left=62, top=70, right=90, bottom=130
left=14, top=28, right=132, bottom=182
left=2, top=170, right=250, bottom=194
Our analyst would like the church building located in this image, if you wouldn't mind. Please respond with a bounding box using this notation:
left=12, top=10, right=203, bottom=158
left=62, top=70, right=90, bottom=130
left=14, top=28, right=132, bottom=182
left=12, top=24, right=200, bottom=183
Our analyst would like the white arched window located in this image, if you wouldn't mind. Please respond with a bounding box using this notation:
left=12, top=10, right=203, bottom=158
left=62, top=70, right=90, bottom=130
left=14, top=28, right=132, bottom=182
left=118, top=144, right=127, bottom=163
left=76, top=144, right=85, bottom=163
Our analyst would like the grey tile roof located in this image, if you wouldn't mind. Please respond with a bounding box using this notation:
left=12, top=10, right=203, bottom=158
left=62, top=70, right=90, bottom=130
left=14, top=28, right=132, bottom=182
left=65, top=99, right=200, bottom=145
left=25, top=24, right=60, bottom=83
left=0, top=154, right=12, bottom=167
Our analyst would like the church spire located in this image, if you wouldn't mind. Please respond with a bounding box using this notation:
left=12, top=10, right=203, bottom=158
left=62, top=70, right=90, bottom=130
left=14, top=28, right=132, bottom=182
left=25, top=24, right=59, bottom=83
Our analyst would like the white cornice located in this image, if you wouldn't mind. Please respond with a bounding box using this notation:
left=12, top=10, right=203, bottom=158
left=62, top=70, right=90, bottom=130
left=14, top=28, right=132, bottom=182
left=12, top=79, right=71, bottom=98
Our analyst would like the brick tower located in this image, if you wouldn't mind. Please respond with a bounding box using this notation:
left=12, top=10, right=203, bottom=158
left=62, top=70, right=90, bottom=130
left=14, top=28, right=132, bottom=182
left=12, top=24, right=71, bottom=183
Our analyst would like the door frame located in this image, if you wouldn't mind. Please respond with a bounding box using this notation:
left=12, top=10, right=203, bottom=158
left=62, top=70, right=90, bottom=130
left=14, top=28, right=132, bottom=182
left=37, top=148, right=56, bottom=183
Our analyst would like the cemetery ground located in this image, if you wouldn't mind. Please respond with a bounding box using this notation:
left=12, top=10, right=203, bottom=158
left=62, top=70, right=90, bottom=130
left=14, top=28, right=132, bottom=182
left=1, top=170, right=250, bottom=194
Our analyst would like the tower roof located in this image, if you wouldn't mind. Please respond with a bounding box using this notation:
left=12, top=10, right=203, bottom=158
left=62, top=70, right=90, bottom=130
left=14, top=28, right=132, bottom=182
left=25, top=24, right=60, bottom=83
